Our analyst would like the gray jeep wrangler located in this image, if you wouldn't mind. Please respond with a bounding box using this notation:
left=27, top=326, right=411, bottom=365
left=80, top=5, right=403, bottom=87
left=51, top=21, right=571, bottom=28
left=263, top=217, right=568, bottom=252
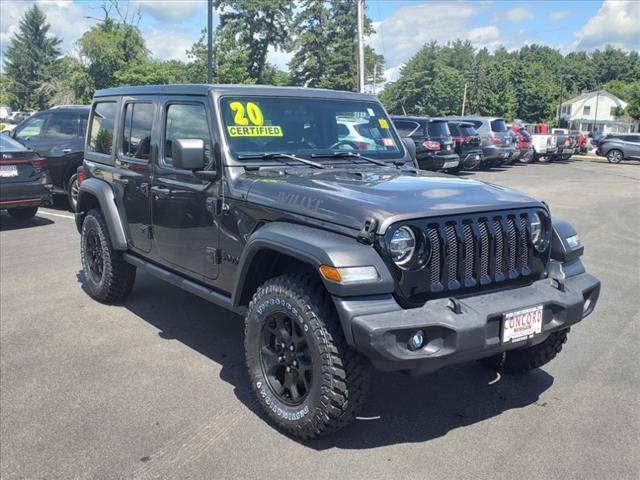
left=75, top=85, right=600, bottom=438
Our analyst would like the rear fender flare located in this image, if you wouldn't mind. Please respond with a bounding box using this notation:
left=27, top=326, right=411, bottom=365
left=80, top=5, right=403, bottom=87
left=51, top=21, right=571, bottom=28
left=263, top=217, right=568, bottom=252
left=75, top=177, right=128, bottom=250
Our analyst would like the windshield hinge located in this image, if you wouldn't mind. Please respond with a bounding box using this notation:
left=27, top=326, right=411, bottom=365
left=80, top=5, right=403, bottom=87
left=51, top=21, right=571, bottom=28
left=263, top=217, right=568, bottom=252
left=357, top=218, right=377, bottom=245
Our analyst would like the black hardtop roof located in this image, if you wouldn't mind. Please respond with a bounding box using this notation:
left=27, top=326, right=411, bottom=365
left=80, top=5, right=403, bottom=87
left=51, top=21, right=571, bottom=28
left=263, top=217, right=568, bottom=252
left=390, top=115, right=447, bottom=124
left=94, top=84, right=376, bottom=101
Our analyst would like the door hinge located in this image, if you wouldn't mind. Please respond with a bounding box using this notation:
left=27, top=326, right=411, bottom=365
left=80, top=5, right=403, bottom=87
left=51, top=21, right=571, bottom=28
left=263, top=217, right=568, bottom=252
left=205, top=246, right=221, bottom=264
left=140, top=224, right=153, bottom=239
left=206, top=197, right=230, bottom=216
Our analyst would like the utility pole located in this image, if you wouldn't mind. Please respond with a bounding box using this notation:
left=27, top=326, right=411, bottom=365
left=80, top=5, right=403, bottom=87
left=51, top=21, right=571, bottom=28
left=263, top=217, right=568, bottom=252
left=461, top=83, right=468, bottom=115
left=207, top=0, right=213, bottom=84
left=357, top=0, right=365, bottom=93
left=593, top=91, right=601, bottom=134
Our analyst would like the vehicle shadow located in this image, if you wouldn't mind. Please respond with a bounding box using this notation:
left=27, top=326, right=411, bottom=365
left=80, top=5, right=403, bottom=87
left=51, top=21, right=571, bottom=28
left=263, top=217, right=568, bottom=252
left=75, top=269, right=554, bottom=449
left=0, top=211, right=54, bottom=231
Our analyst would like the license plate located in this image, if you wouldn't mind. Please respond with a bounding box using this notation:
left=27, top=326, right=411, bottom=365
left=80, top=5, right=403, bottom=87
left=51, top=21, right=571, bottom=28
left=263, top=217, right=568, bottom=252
left=502, top=305, right=543, bottom=343
left=0, top=165, right=18, bottom=177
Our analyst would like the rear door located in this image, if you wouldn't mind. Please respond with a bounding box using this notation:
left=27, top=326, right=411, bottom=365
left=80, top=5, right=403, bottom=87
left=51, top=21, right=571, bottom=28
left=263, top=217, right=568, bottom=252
left=113, top=99, right=155, bottom=253
left=151, top=96, right=220, bottom=280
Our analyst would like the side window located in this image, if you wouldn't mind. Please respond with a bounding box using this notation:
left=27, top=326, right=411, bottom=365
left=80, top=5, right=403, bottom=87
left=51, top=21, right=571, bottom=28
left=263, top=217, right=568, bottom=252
left=122, top=103, right=154, bottom=160
left=164, top=103, right=212, bottom=167
left=394, top=121, right=419, bottom=137
left=89, top=102, right=117, bottom=155
left=15, top=115, right=47, bottom=142
left=43, top=113, right=78, bottom=140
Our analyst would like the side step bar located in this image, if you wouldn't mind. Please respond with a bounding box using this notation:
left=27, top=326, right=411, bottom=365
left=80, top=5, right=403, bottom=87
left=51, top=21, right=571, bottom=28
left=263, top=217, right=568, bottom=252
left=123, top=253, right=246, bottom=316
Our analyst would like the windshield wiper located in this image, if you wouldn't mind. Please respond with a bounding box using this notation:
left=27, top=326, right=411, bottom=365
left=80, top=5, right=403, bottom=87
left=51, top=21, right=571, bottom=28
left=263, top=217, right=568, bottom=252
left=311, top=151, right=394, bottom=167
left=238, top=152, right=325, bottom=169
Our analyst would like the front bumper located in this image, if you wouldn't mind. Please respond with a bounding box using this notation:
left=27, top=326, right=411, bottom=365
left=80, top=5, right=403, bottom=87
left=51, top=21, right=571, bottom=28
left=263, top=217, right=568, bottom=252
left=0, top=180, right=53, bottom=209
left=334, top=271, right=600, bottom=374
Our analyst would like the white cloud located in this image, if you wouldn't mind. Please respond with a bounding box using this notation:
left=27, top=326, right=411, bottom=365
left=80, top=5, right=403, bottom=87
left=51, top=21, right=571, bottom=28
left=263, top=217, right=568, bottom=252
left=131, top=0, right=205, bottom=23
left=267, top=46, right=293, bottom=71
left=143, top=25, right=197, bottom=61
left=549, top=10, right=569, bottom=21
left=367, top=1, right=503, bottom=70
left=505, top=6, right=533, bottom=23
left=574, top=0, right=640, bottom=51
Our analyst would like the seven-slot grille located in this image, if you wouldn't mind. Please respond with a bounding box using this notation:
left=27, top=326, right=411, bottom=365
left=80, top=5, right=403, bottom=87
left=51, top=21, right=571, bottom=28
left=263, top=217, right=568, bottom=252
left=423, top=211, right=535, bottom=293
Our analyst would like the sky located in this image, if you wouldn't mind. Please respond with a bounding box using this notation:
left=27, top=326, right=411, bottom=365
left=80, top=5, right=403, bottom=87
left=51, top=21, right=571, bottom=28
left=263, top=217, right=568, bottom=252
left=1, top=0, right=639, bottom=81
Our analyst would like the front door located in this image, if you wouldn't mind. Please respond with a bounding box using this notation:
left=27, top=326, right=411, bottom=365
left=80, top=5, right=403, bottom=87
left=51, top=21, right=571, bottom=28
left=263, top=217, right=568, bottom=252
left=151, top=98, right=220, bottom=280
left=114, top=100, right=155, bottom=253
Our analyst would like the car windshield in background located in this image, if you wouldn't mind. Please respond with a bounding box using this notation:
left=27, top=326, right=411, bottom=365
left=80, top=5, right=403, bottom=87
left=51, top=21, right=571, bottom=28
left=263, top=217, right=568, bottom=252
left=219, top=96, right=403, bottom=160
left=490, top=119, right=508, bottom=132
left=0, top=135, right=27, bottom=152
left=427, top=121, right=450, bottom=137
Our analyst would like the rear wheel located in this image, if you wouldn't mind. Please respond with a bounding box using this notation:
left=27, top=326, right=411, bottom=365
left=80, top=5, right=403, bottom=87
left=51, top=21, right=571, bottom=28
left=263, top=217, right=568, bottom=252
left=480, top=329, right=569, bottom=373
left=245, top=273, right=369, bottom=439
left=537, top=154, right=552, bottom=163
left=7, top=206, right=38, bottom=220
left=67, top=173, right=79, bottom=212
left=81, top=208, right=136, bottom=302
left=607, top=149, right=623, bottom=164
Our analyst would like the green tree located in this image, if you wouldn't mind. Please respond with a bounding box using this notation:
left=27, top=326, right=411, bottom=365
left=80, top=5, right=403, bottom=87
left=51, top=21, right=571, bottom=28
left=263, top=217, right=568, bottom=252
left=38, top=56, right=94, bottom=105
left=78, top=17, right=148, bottom=90
left=288, top=0, right=331, bottom=87
left=607, top=80, right=640, bottom=121
left=3, top=5, right=61, bottom=109
left=114, top=60, right=189, bottom=86
left=213, top=0, right=293, bottom=84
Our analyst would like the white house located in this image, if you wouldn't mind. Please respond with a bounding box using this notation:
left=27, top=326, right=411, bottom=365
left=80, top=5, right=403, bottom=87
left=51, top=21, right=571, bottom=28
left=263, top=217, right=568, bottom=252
left=557, top=90, right=636, bottom=133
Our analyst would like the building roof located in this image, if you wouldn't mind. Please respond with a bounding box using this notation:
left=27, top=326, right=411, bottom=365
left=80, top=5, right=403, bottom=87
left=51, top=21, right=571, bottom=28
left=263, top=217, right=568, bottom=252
left=561, top=90, right=627, bottom=108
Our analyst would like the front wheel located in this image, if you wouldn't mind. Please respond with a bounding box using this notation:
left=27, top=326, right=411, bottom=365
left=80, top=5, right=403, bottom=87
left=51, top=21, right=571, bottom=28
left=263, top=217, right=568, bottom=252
left=537, top=154, right=552, bottom=163
left=607, top=149, right=623, bottom=164
left=67, top=173, right=79, bottom=212
left=479, top=329, right=569, bottom=373
left=245, top=273, right=369, bottom=439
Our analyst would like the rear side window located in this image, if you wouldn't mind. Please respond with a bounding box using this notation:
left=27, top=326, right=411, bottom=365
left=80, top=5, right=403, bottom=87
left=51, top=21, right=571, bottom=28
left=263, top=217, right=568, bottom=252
left=44, top=113, right=79, bottom=139
left=448, top=123, right=461, bottom=136
left=393, top=120, right=420, bottom=136
left=490, top=119, right=507, bottom=132
left=427, top=121, right=450, bottom=136
left=122, top=103, right=154, bottom=160
left=164, top=103, right=212, bottom=167
left=460, top=125, right=478, bottom=136
left=89, top=102, right=117, bottom=155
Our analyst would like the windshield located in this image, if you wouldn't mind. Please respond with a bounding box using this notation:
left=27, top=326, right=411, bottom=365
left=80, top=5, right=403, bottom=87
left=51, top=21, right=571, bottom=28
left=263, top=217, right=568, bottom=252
left=426, top=121, right=450, bottom=137
left=219, top=96, right=403, bottom=160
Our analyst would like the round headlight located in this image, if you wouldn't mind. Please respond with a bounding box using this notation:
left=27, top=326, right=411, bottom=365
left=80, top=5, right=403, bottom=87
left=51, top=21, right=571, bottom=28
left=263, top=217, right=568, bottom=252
left=530, top=212, right=547, bottom=251
left=390, top=227, right=416, bottom=267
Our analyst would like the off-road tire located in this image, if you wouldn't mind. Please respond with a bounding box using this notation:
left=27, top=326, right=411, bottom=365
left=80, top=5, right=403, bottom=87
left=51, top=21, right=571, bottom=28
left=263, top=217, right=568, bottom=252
left=480, top=329, right=570, bottom=373
left=245, top=273, right=370, bottom=439
left=67, top=173, right=79, bottom=212
left=7, top=206, right=38, bottom=220
left=81, top=208, right=136, bottom=302
left=607, top=149, right=623, bottom=164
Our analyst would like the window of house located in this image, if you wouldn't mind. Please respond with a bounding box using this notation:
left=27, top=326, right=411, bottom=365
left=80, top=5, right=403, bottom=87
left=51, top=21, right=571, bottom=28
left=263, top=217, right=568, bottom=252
left=88, top=102, right=117, bottom=155
left=583, top=105, right=591, bottom=116
left=122, top=103, right=154, bottom=160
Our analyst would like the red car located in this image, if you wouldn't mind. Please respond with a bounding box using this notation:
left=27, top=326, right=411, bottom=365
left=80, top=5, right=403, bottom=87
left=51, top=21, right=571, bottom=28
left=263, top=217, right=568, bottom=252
left=510, top=125, right=534, bottom=163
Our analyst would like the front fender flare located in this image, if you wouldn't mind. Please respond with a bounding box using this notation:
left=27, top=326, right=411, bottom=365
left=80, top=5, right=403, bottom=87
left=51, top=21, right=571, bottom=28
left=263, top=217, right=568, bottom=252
left=75, top=177, right=128, bottom=250
left=232, top=222, right=394, bottom=307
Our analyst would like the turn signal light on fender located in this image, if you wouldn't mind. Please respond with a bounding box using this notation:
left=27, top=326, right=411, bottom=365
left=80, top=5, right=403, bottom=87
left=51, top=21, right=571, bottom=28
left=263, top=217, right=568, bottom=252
left=319, top=265, right=379, bottom=284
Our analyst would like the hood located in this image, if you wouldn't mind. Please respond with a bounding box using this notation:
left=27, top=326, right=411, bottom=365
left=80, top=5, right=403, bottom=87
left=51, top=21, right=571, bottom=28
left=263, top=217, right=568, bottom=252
left=244, top=167, right=543, bottom=233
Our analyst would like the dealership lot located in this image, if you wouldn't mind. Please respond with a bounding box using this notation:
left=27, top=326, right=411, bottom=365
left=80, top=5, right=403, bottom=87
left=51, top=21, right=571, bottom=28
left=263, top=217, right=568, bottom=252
left=1, top=158, right=639, bottom=479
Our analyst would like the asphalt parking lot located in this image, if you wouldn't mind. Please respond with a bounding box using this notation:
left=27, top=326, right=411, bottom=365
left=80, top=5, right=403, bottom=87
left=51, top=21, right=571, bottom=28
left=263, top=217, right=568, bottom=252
left=1, top=157, right=639, bottom=480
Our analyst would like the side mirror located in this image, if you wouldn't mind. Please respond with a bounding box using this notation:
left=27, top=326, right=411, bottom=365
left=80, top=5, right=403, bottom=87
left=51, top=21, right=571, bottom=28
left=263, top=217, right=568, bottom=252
left=173, top=138, right=206, bottom=170
left=402, top=137, right=417, bottom=165
left=0, top=130, right=9, bottom=136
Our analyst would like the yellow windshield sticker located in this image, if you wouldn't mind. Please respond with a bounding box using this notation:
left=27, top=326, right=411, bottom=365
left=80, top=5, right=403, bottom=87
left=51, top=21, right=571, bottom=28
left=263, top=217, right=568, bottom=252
left=227, top=125, right=283, bottom=137
left=378, top=118, right=389, bottom=129
left=229, top=101, right=265, bottom=126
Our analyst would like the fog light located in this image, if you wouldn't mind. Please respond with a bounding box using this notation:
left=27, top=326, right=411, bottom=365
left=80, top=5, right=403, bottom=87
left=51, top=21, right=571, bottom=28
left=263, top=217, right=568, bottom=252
left=408, top=330, right=425, bottom=351
left=583, top=297, right=592, bottom=314
left=566, top=234, right=581, bottom=249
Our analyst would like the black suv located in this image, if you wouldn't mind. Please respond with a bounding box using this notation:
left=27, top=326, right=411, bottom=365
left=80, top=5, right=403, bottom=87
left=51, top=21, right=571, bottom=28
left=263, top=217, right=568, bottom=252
left=11, top=105, right=89, bottom=210
left=76, top=85, right=600, bottom=439
left=446, top=120, right=483, bottom=170
left=390, top=116, right=459, bottom=171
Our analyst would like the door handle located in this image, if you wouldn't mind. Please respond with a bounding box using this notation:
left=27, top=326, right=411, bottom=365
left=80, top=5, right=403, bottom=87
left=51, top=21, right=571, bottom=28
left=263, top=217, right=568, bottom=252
left=62, top=148, right=73, bottom=154
left=151, top=185, right=171, bottom=198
